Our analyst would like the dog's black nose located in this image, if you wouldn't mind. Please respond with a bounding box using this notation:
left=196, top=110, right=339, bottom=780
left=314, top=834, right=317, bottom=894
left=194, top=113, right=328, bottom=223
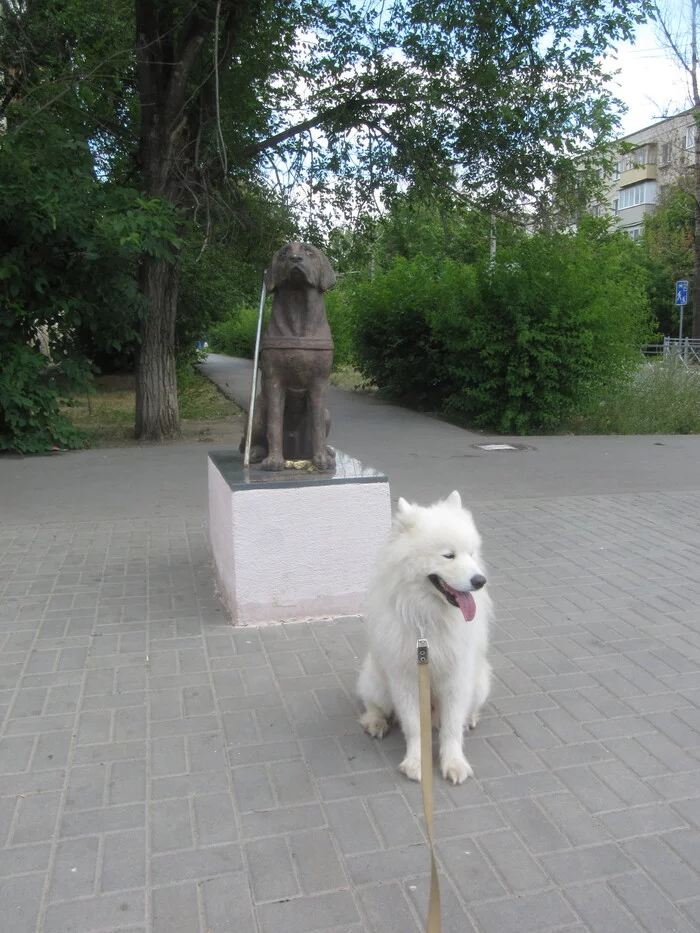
left=471, top=574, right=486, bottom=590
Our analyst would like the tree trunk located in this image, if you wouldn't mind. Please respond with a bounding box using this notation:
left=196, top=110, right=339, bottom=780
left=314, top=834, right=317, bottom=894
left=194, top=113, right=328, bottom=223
left=691, top=4, right=700, bottom=338
left=694, top=104, right=700, bottom=338
left=135, top=258, right=181, bottom=440
left=133, top=1, right=203, bottom=441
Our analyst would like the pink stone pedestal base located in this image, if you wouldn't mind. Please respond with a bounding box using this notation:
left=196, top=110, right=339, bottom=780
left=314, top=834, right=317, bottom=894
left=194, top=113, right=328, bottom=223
left=208, top=451, right=391, bottom=626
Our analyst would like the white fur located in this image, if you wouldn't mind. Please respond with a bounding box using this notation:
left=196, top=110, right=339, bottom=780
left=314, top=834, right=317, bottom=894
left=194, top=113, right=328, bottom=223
left=357, top=490, right=492, bottom=784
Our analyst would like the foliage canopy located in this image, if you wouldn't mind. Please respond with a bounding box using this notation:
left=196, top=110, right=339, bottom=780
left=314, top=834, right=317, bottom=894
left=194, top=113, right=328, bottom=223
left=0, top=0, right=653, bottom=446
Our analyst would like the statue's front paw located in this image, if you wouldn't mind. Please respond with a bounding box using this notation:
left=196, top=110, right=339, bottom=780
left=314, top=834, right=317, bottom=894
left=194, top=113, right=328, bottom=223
left=312, top=452, right=333, bottom=472
left=248, top=445, right=266, bottom=463
left=261, top=455, right=285, bottom=472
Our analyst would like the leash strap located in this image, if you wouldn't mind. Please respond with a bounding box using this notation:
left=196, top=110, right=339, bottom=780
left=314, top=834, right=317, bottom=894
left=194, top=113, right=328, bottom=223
left=417, top=638, right=441, bottom=933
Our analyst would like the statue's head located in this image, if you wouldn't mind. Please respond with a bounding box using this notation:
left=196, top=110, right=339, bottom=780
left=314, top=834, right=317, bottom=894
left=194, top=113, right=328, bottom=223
left=265, top=242, right=336, bottom=294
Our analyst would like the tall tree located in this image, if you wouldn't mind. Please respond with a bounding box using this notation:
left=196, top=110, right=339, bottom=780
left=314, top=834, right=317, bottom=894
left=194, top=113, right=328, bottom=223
left=652, top=0, right=700, bottom=337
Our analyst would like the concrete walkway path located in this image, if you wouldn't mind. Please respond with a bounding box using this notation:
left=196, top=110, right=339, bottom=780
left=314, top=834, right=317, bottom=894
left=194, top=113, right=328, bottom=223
left=0, top=353, right=698, bottom=933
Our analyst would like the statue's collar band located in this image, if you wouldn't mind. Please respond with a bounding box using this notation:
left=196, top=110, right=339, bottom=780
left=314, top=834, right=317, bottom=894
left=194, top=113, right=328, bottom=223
left=261, top=336, right=334, bottom=350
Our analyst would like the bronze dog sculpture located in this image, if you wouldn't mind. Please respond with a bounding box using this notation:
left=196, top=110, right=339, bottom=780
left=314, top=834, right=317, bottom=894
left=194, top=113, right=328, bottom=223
left=240, top=242, right=337, bottom=472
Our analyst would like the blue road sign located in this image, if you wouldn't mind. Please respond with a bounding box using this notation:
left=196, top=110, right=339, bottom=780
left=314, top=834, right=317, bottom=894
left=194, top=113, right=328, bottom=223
left=676, top=280, right=689, bottom=305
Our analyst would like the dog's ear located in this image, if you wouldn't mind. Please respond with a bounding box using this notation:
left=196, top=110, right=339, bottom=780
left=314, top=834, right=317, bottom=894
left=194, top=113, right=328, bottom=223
left=317, top=252, right=337, bottom=293
left=264, top=249, right=284, bottom=293
left=394, top=497, right=417, bottom=530
left=445, top=490, right=462, bottom=509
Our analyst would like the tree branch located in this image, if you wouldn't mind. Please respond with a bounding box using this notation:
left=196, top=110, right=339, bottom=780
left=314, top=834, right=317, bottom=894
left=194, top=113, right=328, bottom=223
left=236, top=96, right=405, bottom=159
left=652, top=1, right=696, bottom=82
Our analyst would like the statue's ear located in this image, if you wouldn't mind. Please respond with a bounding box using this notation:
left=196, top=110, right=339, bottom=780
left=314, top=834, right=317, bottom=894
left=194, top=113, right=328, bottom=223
left=318, top=253, right=337, bottom=292
left=265, top=250, right=283, bottom=293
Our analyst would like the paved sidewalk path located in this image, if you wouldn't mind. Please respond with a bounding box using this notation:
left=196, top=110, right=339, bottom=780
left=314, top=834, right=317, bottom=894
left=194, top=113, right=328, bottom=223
left=0, top=359, right=699, bottom=931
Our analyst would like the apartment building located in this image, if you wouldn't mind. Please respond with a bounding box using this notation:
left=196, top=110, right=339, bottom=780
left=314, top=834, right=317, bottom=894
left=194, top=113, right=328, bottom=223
left=593, top=108, right=697, bottom=239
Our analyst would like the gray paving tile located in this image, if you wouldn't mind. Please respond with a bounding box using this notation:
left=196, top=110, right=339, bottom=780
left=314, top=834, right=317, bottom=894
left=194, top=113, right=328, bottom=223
left=538, top=842, right=635, bottom=885
left=471, top=890, right=577, bottom=933
left=478, top=829, right=550, bottom=891
left=610, top=871, right=697, bottom=933
left=246, top=835, right=298, bottom=902
left=624, top=834, right=700, bottom=901
left=563, top=881, right=644, bottom=933
left=201, top=871, right=256, bottom=932
left=257, top=891, right=360, bottom=933
left=436, top=837, right=506, bottom=903
left=151, top=883, right=199, bottom=933
left=325, top=798, right=381, bottom=855
left=0, top=874, right=46, bottom=933
left=287, top=828, right=347, bottom=894
left=359, top=882, right=421, bottom=932
left=44, top=890, right=146, bottom=933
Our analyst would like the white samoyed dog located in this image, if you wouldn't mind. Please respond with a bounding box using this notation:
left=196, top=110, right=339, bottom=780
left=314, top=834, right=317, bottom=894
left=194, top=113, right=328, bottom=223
left=357, top=491, right=491, bottom=784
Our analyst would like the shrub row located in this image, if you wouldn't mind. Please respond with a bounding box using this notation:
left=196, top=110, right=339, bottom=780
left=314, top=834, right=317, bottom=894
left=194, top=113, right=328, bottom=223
left=350, top=222, right=654, bottom=433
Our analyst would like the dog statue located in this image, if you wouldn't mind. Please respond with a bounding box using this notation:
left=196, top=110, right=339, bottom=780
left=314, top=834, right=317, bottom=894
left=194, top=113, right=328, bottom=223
left=240, top=242, right=337, bottom=472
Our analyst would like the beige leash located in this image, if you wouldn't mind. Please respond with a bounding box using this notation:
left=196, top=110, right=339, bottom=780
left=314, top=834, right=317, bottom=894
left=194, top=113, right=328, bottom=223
left=417, top=638, right=441, bottom=933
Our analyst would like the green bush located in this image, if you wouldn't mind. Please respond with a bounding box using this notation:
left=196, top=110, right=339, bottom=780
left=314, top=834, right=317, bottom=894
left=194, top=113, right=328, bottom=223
left=351, top=221, right=654, bottom=432
left=0, top=344, right=85, bottom=453
left=324, top=284, right=356, bottom=368
left=352, top=257, right=466, bottom=408
left=208, top=304, right=267, bottom=358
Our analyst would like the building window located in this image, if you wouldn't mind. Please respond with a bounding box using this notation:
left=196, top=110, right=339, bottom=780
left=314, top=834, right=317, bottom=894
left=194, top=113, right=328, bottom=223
left=627, top=226, right=642, bottom=242
left=685, top=125, right=696, bottom=149
left=613, top=198, right=619, bottom=215
left=621, top=145, right=655, bottom=171
left=618, top=180, right=657, bottom=210
left=613, top=160, right=621, bottom=180
left=660, top=142, right=672, bottom=165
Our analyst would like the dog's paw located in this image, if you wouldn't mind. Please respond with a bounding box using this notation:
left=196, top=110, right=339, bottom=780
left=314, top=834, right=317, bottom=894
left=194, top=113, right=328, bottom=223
left=360, top=709, right=391, bottom=739
left=441, top=755, right=473, bottom=785
left=312, top=452, right=333, bottom=472
left=467, top=711, right=480, bottom=730
left=261, top=455, right=285, bottom=472
left=398, top=756, right=422, bottom=782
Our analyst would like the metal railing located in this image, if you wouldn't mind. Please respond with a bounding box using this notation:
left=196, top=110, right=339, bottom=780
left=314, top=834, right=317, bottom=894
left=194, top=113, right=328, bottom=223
left=663, top=336, right=700, bottom=366
left=642, top=338, right=700, bottom=367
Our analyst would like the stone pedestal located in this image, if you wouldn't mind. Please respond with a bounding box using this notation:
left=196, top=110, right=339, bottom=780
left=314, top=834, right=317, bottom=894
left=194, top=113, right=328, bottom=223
left=208, top=450, right=391, bottom=626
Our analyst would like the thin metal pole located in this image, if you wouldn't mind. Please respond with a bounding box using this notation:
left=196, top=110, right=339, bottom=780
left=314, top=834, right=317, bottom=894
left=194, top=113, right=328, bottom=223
left=243, top=270, right=267, bottom=469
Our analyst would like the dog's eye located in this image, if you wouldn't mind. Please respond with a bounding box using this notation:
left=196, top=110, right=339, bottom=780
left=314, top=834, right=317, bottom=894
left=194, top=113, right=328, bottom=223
left=442, top=552, right=455, bottom=560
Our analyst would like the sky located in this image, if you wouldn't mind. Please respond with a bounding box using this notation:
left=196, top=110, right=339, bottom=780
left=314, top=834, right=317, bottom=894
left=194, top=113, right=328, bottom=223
left=608, top=17, right=693, bottom=137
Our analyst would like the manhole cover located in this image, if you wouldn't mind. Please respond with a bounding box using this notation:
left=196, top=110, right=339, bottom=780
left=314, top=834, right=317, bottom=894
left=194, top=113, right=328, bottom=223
left=472, top=443, right=535, bottom=452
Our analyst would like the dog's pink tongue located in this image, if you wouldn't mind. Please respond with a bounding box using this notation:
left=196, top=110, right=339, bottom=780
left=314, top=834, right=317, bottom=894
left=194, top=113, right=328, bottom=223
left=455, top=590, right=477, bottom=622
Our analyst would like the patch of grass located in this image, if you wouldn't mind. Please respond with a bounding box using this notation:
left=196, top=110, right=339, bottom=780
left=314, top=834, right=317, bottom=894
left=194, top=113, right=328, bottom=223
left=62, top=369, right=240, bottom=443
left=64, top=374, right=135, bottom=442
left=572, top=358, right=700, bottom=434
left=329, top=365, right=375, bottom=392
left=177, top=366, right=239, bottom=419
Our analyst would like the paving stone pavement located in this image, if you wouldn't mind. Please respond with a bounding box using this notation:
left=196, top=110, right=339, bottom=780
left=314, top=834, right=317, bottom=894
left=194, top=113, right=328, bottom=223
left=1, top=482, right=700, bottom=933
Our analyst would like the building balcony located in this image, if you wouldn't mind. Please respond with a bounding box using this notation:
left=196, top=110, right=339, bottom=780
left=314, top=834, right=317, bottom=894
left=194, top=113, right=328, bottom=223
left=619, top=163, right=657, bottom=186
